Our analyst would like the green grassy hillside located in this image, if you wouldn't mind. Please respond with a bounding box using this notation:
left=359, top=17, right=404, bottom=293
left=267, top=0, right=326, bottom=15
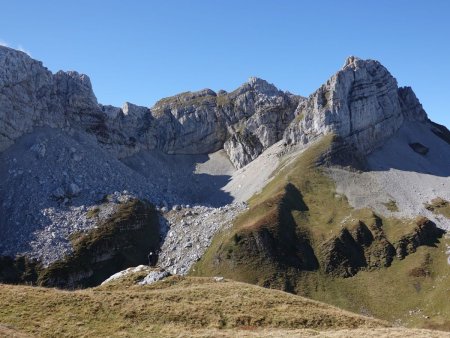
left=192, top=135, right=450, bottom=330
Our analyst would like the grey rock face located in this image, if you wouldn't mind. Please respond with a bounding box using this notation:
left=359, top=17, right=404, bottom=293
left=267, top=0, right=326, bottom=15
left=149, top=79, right=301, bottom=167
left=283, top=56, right=428, bottom=155
left=224, top=130, right=264, bottom=168
left=398, top=86, right=427, bottom=122
left=0, top=46, right=105, bottom=153
left=0, top=46, right=300, bottom=168
left=0, top=47, right=64, bottom=151
left=151, top=89, right=227, bottom=155
left=101, top=102, right=156, bottom=158
left=85, top=75, right=300, bottom=168
left=54, top=70, right=98, bottom=115
left=0, top=47, right=431, bottom=170
left=221, top=78, right=301, bottom=167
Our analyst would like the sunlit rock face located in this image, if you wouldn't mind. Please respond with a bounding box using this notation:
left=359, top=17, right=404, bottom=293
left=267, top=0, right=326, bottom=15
left=0, top=46, right=300, bottom=167
left=283, top=56, right=427, bottom=153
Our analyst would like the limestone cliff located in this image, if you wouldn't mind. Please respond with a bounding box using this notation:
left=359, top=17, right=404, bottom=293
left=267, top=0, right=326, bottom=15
left=0, top=46, right=300, bottom=168
left=2, top=47, right=434, bottom=168
left=283, top=56, right=428, bottom=154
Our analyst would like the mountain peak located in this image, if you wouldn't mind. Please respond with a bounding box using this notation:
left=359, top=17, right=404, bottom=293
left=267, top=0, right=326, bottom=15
left=238, top=76, right=281, bottom=96
left=0, top=45, right=30, bottom=58
left=284, top=57, right=428, bottom=155
left=343, top=55, right=361, bottom=68
left=247, top=76, right=268, bottom=85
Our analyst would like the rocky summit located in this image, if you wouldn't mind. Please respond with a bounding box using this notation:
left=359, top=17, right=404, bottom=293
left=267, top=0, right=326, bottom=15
left=283, top=56, right=427, bottom=153
left=0, top=45, right=450, bottom=332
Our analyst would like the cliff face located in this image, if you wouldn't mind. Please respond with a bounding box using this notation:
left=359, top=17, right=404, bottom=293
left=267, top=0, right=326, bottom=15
left=0, top=47, right=65, bottom=151
left=0, top=47, right=109, bottom=152
left=0, top=46, right=300, bottom=168
left=283, top=56, right=427, bottom=154
left=0, top=47, right=433, bottom=168
left=110, top=77, right=300, bottom=167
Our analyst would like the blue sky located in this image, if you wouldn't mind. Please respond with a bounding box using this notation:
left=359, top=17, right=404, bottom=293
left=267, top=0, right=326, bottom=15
left=1, top=0, right=449, bottom=126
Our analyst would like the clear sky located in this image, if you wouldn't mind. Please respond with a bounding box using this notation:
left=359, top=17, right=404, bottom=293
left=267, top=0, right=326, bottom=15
left=1, top=0, right=449, bottom=126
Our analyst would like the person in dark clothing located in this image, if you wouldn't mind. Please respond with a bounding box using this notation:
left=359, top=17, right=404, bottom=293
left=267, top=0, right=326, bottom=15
left=147, top=250, right=159, bottom=266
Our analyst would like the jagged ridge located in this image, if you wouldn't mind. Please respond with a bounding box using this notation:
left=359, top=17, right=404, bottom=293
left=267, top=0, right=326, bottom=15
left=0, top=46, right=301, bottom=168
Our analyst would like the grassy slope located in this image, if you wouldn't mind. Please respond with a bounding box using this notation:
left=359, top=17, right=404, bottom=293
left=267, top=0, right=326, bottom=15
left=1, top=277, right=449, bottom=338
left=192, top=135, right=450, bottom=330
left=300, top=243, right=450, bottom=330
left=0, top=277, right=387, bottom=337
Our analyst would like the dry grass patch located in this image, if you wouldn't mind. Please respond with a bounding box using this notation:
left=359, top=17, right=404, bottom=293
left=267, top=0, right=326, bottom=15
left=425, top=198, right=450, bottom=219
left=383, top=199, right=399, bottom=212
left=0, top=277, right=386, bottom=337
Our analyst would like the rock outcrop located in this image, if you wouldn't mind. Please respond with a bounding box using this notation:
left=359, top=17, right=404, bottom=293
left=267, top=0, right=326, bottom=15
left=0, top=47, right=64, bottom=151
left=42, top=199, right=159, bottom=288
left=220, top=78, right=301, bottom=167
left=322, top=216, right=444, bottom=277
left=394, top=217, right=445, bottom=259
left=148, top=78, right=300, bottom=167
left=150, top=89, right=227, bottom=155
left=223, top=129, right=264, bottom=168
left=283, top=56, right=428, bottom=155
left=0, top=47, right=439, bottom=169
left=0, top=198, right=160, bottom=289
left=0, top=46, right=107, bottom=152
left=0, top=46, right=300, bottom=168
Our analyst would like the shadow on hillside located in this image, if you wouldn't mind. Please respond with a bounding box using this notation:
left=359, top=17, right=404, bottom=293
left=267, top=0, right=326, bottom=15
left=363, top=123, right=450, bottom=178
left=122, top=149, right=234, bottom=207
left=0, top=127, right=235, bottom=262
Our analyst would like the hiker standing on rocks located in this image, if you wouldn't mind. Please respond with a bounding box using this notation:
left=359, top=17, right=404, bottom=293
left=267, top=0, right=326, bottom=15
left=148, top=250, right=159, bottom=266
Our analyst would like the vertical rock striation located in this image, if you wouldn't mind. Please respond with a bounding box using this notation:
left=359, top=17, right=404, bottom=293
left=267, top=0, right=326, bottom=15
left=0, top=46, right=433, bottom=168
left=283, top=56, right=428, bottom=154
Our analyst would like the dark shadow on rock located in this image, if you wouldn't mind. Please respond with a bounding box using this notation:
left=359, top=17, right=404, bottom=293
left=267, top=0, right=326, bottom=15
left=325, top=124, right=450, bottom=178
left=0, top=127, right=234, bottom=268
left=395, top=218, right=445, bottom=260
left=121, top=150, right=234, bottom=207
left=430, top=121, right=450, bottom=145
left=274, top=183, right=317, bottom=271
